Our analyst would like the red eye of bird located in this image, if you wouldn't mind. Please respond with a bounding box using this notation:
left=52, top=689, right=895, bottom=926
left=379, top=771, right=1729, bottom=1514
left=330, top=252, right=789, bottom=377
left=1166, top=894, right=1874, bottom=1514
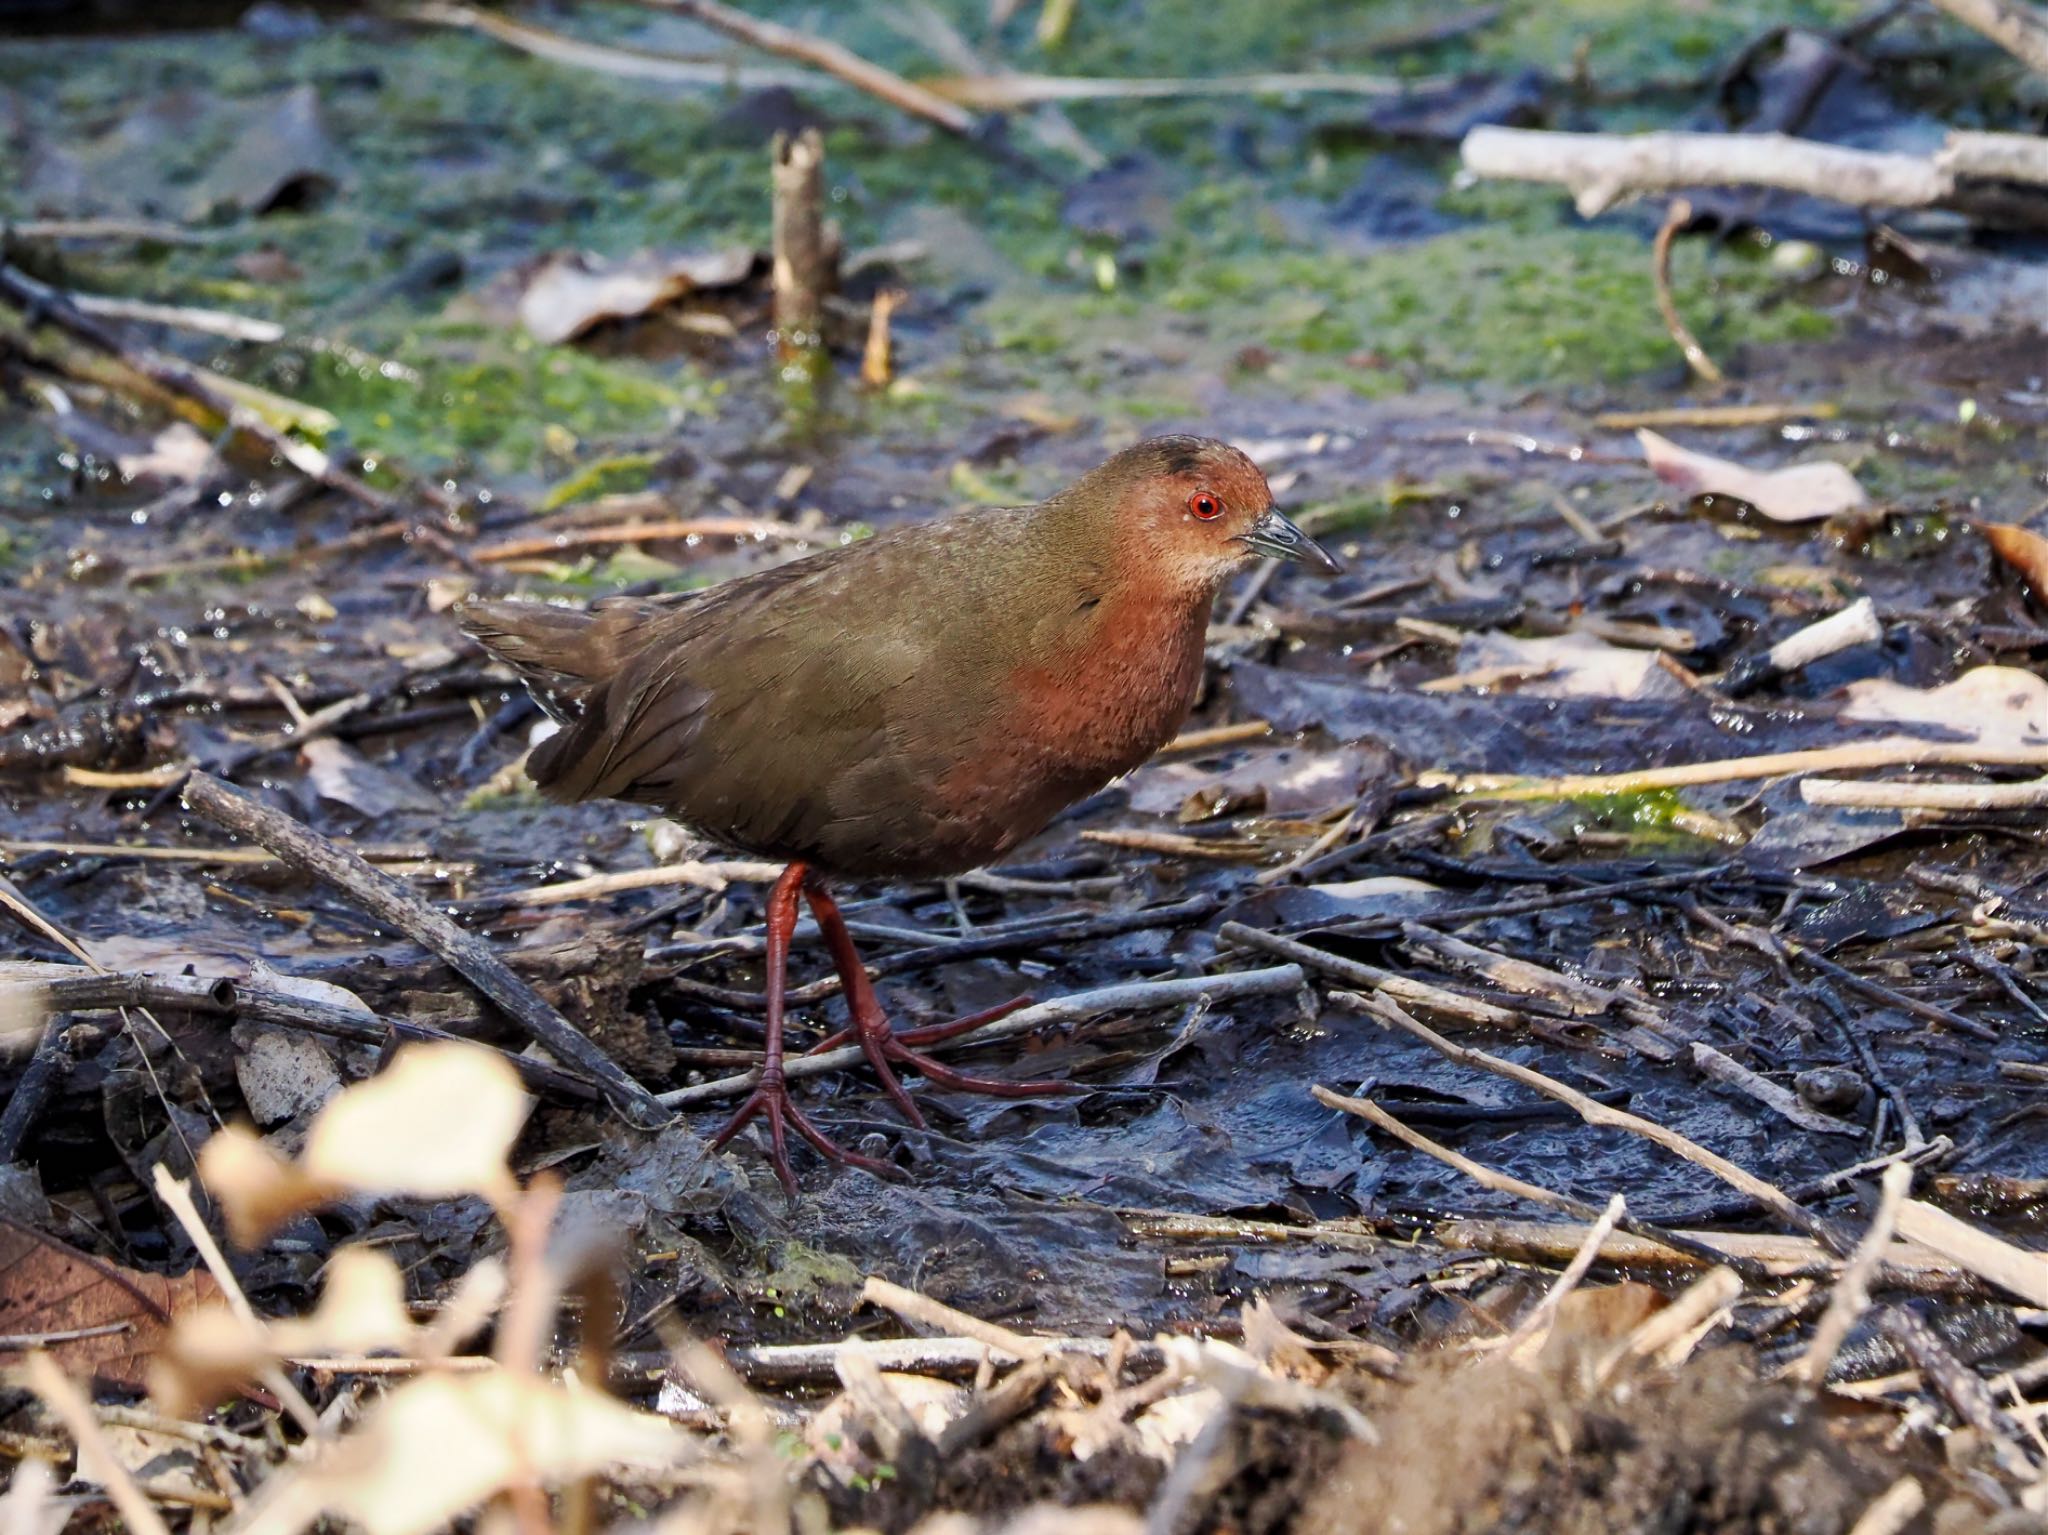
left=1188, top=490, right=1223, bottom=520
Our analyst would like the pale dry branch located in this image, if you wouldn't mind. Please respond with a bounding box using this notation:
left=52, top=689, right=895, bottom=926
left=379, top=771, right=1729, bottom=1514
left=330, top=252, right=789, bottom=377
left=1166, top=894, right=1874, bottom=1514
left=1802, top=774, right=2048, bottom=811
left=862, top=1277, right=1049, bottom=1361
left=638, top=0, right=978, bottom=134
left=1461, top=124, right=2048, bottom=217
left=1340, top=991, right=1839, bottom=1248
left=1929, top=0, right=2048, bottom=75
left=24, top=1353, right=174, bottom=1535
left=1503, top=1194, right=1626, bottom=1361
left=1894, top=1199, right=2048, bottom=1305
left=1785, top=1162, right=1914, bottom=1389
left=1845, top=1477, right=1925, bottom=1535
left=1422, top=738, right=2048, bottom=800
left=1651, top=199, right=1722, bottom=384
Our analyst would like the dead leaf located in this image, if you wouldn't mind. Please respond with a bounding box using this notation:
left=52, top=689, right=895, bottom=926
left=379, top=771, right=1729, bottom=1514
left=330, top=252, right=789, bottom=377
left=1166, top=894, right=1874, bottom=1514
left=517, top=247, right=758, bottom=345
left=236, top=1368, right=688, bottom=1535
left=1639, top=429, right=1867, bottom=522
left=200, top=1042, right=531, bottom=1244
left=0, top=1216, right=222, bottom=1390
left=1976, top=520, right=2048, bottom=600
left=1127, top=746, right=1378, bottom=823
left=300, top=738, right=440, bottom=816
left=189, top=83, right=338, bottom=217
left=116, top=423, right=215, bottom=486
left=1839, top=665, right=2048, bottom=749
left=234, top=1028, right=344, bottom=1128
left=153, top=1247, right=425, bottom=1415
left=1453, top=631, right=1682, bottom=701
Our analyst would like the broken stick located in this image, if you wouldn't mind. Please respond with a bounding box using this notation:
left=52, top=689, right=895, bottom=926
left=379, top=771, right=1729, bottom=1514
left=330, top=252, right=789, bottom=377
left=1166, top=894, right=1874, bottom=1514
left=1460, top=125, right=2048, bottom=218
left=181, top=773, right=669, bottom=1127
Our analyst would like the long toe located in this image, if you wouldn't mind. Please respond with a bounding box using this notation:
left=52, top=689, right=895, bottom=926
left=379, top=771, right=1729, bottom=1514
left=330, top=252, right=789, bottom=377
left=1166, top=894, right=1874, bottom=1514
left=878, top=1038, right=1075, bottom=1101
left=889, top=995, right=1035, bottom=1048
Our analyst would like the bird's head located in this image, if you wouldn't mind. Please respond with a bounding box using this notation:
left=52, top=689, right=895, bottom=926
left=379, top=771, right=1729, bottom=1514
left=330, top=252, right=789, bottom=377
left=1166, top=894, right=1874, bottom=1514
left=1050, top=435, right=1341, bottom=596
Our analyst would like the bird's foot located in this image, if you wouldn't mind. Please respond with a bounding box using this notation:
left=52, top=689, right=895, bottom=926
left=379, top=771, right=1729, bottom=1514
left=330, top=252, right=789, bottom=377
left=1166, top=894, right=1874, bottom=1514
left=808, top=996, right=1071, bottom=1130
left=709, top=1063, right=894, bottom=1198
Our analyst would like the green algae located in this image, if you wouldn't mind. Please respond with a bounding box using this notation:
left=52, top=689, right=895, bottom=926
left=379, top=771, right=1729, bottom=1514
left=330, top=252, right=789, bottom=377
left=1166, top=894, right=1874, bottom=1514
left=539, top=450, right=665, bottom=512
left=0, top=0, right=1920, bottom=499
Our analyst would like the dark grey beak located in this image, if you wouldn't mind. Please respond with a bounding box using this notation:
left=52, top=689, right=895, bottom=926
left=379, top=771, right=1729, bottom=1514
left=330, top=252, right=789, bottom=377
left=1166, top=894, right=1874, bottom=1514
left=1238, top=507, right=1342, bottom=577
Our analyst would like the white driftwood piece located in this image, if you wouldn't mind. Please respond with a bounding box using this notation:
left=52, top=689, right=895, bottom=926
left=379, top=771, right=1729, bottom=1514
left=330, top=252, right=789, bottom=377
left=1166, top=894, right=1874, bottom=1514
left=1460, top=126, right=2048, bottom=217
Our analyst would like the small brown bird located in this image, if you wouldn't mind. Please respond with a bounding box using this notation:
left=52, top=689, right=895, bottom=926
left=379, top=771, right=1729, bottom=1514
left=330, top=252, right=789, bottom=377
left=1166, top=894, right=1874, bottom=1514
left=461, top=435, right=1338, bottom=1190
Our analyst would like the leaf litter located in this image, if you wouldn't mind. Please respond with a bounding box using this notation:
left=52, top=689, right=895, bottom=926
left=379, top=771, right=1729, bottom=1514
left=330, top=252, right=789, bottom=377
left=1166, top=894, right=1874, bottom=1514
left=2, top=4, right=2048, bottom=1534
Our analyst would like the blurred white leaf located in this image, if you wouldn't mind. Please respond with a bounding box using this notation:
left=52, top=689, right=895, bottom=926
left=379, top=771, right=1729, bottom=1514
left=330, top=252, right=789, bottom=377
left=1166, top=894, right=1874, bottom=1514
left=1840, top=665, right=2048, bottom=749
left=1452, top=631, right=1681, bottom=701
left=237, top=1369, right=689, bottom=1535
left=1640, top=429, right=1866, bottom=523
left=200, top=1042, right=530, bottom=1242
left=518, top=248, right=757, bottom=344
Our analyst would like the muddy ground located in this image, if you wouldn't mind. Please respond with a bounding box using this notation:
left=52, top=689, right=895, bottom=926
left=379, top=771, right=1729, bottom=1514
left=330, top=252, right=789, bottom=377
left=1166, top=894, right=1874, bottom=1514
left=2, top=2, right=2047, bottom=1531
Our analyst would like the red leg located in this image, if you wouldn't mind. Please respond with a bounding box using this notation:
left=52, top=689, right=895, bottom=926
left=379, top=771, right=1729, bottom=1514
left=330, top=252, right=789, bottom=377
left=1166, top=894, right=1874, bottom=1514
left=800, top=873, right=1073, bottom=1129
left=710, top=862, right=892, bottom=1194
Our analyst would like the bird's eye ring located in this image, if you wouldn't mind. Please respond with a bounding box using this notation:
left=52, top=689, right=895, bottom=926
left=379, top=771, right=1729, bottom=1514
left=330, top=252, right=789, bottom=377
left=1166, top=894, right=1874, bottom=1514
left=1188, top=490, right=1223, bottom=520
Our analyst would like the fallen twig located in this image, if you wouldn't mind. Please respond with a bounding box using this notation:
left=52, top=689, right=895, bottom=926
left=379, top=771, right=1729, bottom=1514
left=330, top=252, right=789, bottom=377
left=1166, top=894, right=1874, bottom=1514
left=1421, top=738, right=2048, bottom=800
left=1689, top=1041, right=1863, bottom=1138
left=1221, top=922, right=1522, bottom=1028
left=1928, top=0, right=2048, bottom=75
left=64, top=291, right=284, bottom=344
left=463, top=860, right=784, bottom=911
left=1460, top=124, right=2048, bottom=217
left=1596, top=1265, right=1741, bottom=1378
left=1892, top=1199, right=2048, bottom=1305
left=472, top=517, right=801, bottom=564
left=655, top=964, right=1303, bottom=1108
left=1722, top=597, right=1882, bottom=697
left=0, top=262, right=397, bottom=516
left=1432, top=1217, right=1972, bottom=1291
left=181, top=773, right=668, bottom=1127
left=861, top=1277, right=1049, bottom=1361
left=925, top=67, right=1448, bottom=107
left=408, top=3, right=813, bottom=87
left=9, top=964, right=607, bottom=1104
left=1879, top=1307, right=2039, bottom=1477
left=1312, top=1087, right=1760, bottom=1274
left=636, top=0, right=978, bottom=135
left=24, top=1354, right=174, bottom=1535
left=1803, top=774, right=2048, bottom=811
left=1502, top=1193, right=1626, bottom=1360
left=1591, top=402, right=1837, bottom=430
left=1784, top=1161, right=1913, bottom=1389
left=1844, top=1478, right=1925, bottom=1535
left=1651, top=199, right=1723, bottom=385
left=1340, top=991, right=1845, bottom=1249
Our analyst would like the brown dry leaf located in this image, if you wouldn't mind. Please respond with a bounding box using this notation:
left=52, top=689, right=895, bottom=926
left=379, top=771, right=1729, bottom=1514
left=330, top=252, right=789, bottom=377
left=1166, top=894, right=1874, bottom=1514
left=0, top=1215, right=222, bottom=1390
left=1127, top=746, right=1377, bottom=823
left=236, top=1368, right=689, bottom=1535
left=300, top=737, right=440, bottom=816
left=153, top=1246, right=427, bottom=1415
left=200, top=1042, right=531, bottom=1244
left=517, top=247, right=758, bottom=345
left=1453, top=631, right=1683, bottom=701
left=1639, top=429, right=1867, bottom=522
left=1839, top=665, right=2048, bottom=749
left=1976, top=520, right=2048, bottom=599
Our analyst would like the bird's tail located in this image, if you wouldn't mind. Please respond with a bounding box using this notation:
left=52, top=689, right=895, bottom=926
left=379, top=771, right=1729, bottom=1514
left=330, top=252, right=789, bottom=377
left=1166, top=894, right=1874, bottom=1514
left=457, top=598, right=656, bottom=725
